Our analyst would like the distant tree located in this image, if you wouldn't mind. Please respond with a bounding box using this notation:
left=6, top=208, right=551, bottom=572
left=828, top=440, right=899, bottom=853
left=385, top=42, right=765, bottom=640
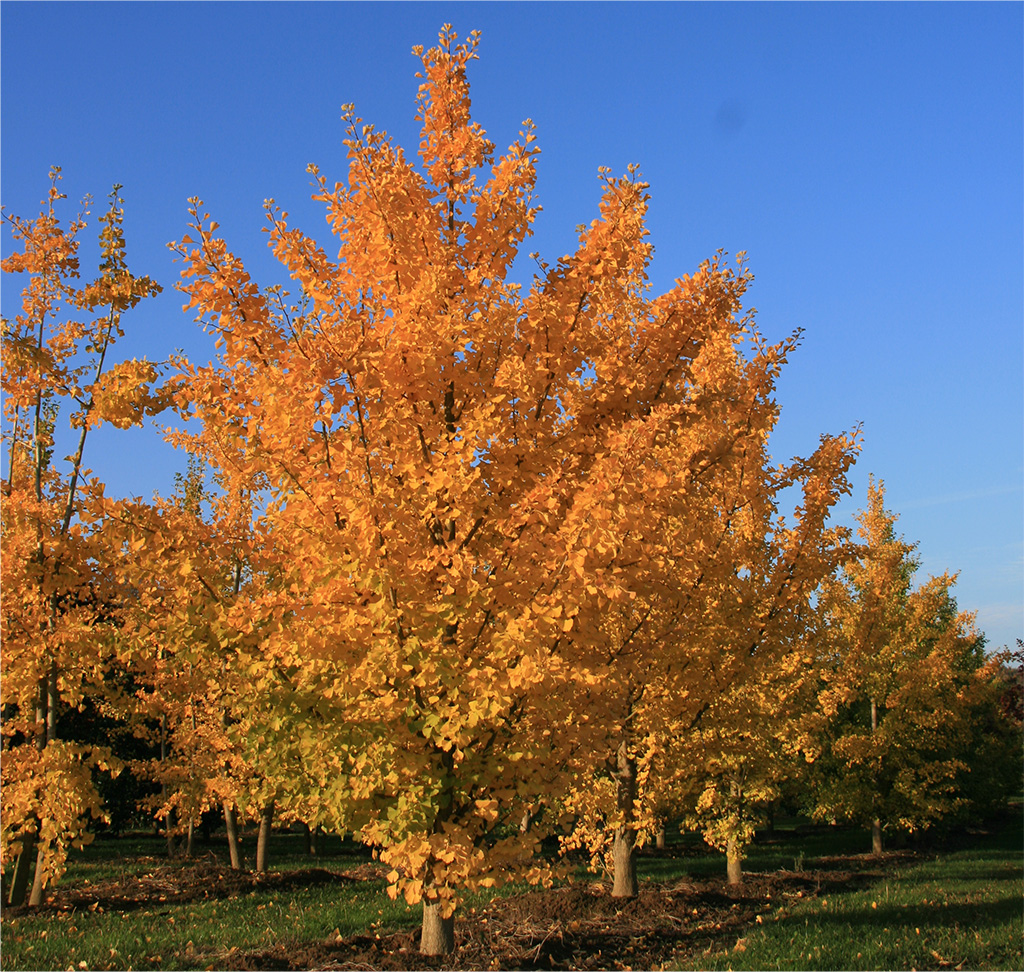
left=812, top=479, right=995, bottom=852
left=1, top=174, right=162, bottom=905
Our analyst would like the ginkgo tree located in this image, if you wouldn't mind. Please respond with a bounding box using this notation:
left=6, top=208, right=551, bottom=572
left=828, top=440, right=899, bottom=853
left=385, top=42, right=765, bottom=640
left=557, top=359, right=857, bottom=892
left=813, top=479, right=992, bottom=853
left=101, top=460, right=259, bottom=864
left=1, top=173, right=162, bottom=905
left=166, top=26, right=858, bottom=954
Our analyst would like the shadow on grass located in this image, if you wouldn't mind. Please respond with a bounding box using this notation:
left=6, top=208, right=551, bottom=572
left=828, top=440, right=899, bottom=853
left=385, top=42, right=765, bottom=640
left=810, top=895, right=1024, bottom=933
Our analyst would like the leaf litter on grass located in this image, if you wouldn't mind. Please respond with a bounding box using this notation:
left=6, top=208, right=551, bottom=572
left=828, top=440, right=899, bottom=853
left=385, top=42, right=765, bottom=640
left=5, top=836, right=1017, bottom=971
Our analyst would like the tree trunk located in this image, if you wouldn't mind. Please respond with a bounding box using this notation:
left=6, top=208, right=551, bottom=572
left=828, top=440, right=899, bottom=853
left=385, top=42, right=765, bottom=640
left=11, top=680, right=51, bottom=907
left=45, top=665, right=58, bottom=742
left=655, top=824, right=666, bottom=850
left=726, top=777, right=744, bottom=885
left=611, top=741, right=639, bottom=898
left=29, top=844, right=47, bottom=906
left=256, top=801, right=274, bottom=873
left=27, top=670, right=57, bottom=907
left=726, top=835, right=743, bottom=885
left=7, top=830, right=36, bottom=906
left=185, top=819, right=195, bottom=858
left=420, top=899, right=455, bottom=955
left=165, top=807, right=178, bottom=858
left=160, top=714, right=177, bottom=857
left=870, top=698, right=883, bottom=855
left=519, top=807, right=533, bottom=835
left=224, top=802, right=241, bottom=869
left=301, top=821, right=321, bottom=856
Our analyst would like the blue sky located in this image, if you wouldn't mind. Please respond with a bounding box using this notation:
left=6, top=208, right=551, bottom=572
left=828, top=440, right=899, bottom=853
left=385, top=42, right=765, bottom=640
left=2, top=2, right=1021, bottom=649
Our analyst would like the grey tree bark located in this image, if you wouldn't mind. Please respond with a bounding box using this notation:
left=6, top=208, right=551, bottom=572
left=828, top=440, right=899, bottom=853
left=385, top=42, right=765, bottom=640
left=611, top=741, right=639, bottom=898
left=726, top=835, right=743, bottom=885
left=256, top=801, right=274, bottom=873
left=224, top=802, right=242, bottom=869
left=725, top=778, right=744, bottom=886
left=421, top=900, right=455, bottom=955
left=7, top=831, right=36, bottom=906
left=871, top=698, right=883, bottom=855
left=28, top=669, right=58, bottom=906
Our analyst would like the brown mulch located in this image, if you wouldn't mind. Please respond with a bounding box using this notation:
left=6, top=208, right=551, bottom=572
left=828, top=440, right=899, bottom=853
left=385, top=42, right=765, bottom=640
left=19, top=850, right=899, bottom=971
left=35, top=856, right=389, bottom=915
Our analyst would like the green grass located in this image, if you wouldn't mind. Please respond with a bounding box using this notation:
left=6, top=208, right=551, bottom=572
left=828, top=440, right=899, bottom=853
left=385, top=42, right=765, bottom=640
left=687, top=814, right=1024, bottom=971
left=1, top=830, right=420, bottom=971
left=637, top=822, right=873, bottom=884
left=3, top=817, right=1021, bottom=970
left=3, top=884, right=419, bottom=971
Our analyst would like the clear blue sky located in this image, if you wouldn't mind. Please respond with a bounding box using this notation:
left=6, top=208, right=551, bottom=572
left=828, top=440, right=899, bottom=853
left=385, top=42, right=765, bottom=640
left=3, top=2, right=1021, bottom=649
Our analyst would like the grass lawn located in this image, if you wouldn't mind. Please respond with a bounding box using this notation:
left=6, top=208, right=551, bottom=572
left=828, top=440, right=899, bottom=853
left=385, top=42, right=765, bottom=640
left=687, top=811, right=1023, bottom=971
left=1, top=832, right=420, bottom=970
left=2, top=811, right=1021, bottom=970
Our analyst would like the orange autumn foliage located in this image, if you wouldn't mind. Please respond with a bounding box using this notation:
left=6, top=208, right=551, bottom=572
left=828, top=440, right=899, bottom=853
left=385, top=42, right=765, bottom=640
left=1, top=175, right=163, bottom=899
left=161, top=27, right=861, bottom=951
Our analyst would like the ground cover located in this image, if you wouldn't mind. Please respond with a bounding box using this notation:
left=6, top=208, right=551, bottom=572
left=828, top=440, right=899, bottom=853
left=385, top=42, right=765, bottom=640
left=691, top=811, right=1023, bottom=972
left=2, top=812, right=1020, bottom=971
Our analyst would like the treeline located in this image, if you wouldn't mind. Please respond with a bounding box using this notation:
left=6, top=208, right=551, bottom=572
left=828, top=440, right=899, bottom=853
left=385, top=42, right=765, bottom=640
left=2, top=27, right=1020, bottom=957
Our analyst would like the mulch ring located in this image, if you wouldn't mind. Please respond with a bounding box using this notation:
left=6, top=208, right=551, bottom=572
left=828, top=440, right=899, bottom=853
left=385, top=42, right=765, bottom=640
left=225, top=869, right=879, bottom=971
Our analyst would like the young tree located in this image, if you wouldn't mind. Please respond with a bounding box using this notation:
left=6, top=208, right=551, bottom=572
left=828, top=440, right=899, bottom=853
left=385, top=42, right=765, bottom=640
left=103, top=453, right=275, bottom=868
left=1, top=174, right=162, bottom=904
left=560, top=422, right=856, bottom=890
left=813, top=479, right=990, bottom=852
left=166, top=26, right=857, bottom=952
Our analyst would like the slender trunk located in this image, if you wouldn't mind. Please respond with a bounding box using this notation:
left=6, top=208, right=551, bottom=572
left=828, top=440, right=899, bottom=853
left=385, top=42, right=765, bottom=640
left=302, top=822, right=312, bottom=856
left=611, top=740, right=639, bottom=898
left=421, top=899, right=455, bottom=956
left=27, top=296, right=113, bottom=903
left=655, top=823, right=666, bottom=850
left=7, top=831, right=37, bottom=906
left=726, top=835, right=743, bottom=885
left=185, top=819, right=195, bottom=858
left=726, top=778, right=744, bottom=885
left=35, top=674, right=48, bottom=748
left=28, top=844, right=47, bottom=906
left=224, top=802, right=241, bottom=870
left=45, top=665, right=57, bottom=742
left=33, top=663, right=60, bottom=900
left=160, top=714, right=176, bottom=857
left=166, top=807, right=178, bottom=858
left=18, top=674, right=52, bottom=907
left=519, top=807, right=533, bottom=835
left=256, top=801, right=274, bottom=873
left=870, top=698, right=883, bottom=855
